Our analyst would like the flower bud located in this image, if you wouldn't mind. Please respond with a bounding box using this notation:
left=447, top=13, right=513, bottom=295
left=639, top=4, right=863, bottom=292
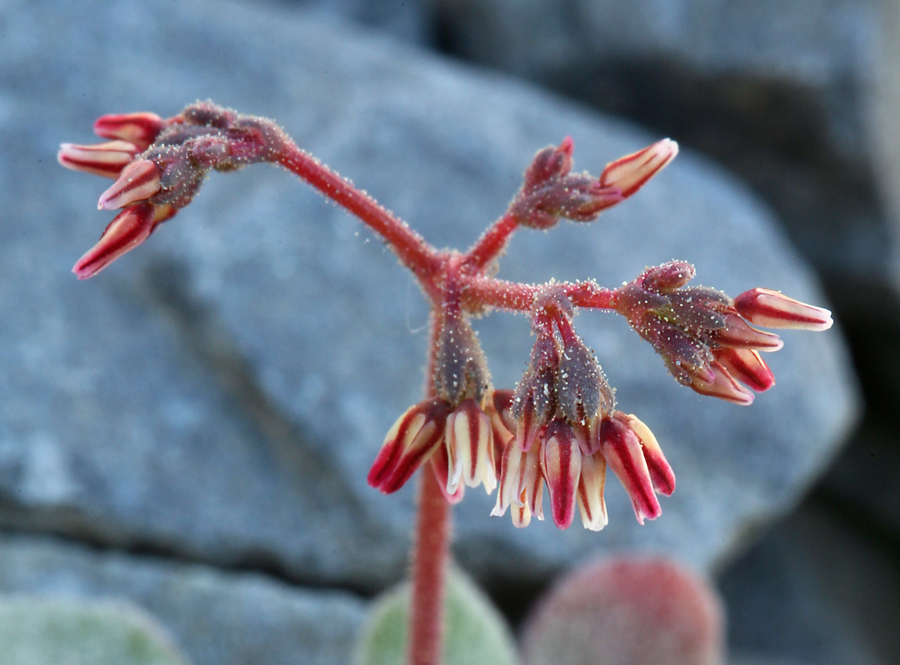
left=733, top=288, right=833, bottom=331
left=689, top=363, right=754, bottom=405
left=522, top=137, right=574, bottom=191
left=72, top=203, right=176, bottom=280
left=713, top=348, right=774, bottom=393
left=367, top=398, right=450, bottom=494
left=599, top=138, right=678, bottom=197
left=600, top=413, right=662, bottom=524
left=97, top=159, right=161, bottom=210
left=57, top=140, right=141, bottom=179
left=541, top=420, right=583, bottom=529
left=93, top=112, right=167, bottom=151
left=638, top=260, right=696, bottom=293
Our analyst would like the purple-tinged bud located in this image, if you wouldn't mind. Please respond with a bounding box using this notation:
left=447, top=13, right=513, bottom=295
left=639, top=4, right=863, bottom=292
left=640, top=315, right=715, bottom=384
left=599, top=139, right=678, bottom=197
left=97, top=159, right=161, bottom=210
left=666, top=287, right=729, bottom=335
left=434, top=311, right=492, bottom=406
left=445, top=399, right=496, bottom=494
left=713, top=314, right=783, bottom=351
left=556, top=322, right=615, bottom=437
left=714, top=348, right=775, bottom=393
left=600, top=413, right=662, bottom=524
left=733, top=288, right=833, bottom=331
left=57, top=140, right=140, bottom=179
left=93, top=112, right=166, bottom=151
left=72, top=203, right=176, bottom=280
left=541, top=420, right=583, bottom=529
left=513, top=336, right=560, bottom=452
left=576, top=452, right=608, bottom=531
left=689, top=363, right=755, bottom=405
left=523, top=137, right=574, bottom=191
left=621, top=414, right=674, bottom=496
left=367, top=398, right=450, bottom=494
left=639, top=260, right=696, bottom=293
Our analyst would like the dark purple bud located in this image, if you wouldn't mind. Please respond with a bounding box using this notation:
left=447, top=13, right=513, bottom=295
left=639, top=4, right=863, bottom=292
left=434, top=311, right=492, bottom=406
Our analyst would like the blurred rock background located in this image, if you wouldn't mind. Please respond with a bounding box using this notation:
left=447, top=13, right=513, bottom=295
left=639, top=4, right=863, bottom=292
left=0, top=0, right=893, bottom=663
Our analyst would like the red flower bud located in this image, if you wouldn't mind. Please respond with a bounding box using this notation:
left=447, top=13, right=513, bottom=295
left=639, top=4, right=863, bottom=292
left=93, top=112, right=166, bottom=151
left=733, top=288, right=833, bottom=331
left=57, top=140, right=141, bottom=179
left=72, top=203, right=176, bottom=280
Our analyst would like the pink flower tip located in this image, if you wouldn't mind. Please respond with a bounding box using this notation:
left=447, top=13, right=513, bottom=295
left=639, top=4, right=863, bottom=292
left=72, top=203, right=174, bottom=280
left=733, top=288, right=833, bottom=331
left=57, top=140, right=140, bottom=179
left=93, top=112, right=166, bottom=151
left=367, top=398, right=450, bottom=494
left=690, top=362, right=755, bottom=405
left=97, top=159, right=161, bottom=210
left=600, top=138, right=678, bottom=198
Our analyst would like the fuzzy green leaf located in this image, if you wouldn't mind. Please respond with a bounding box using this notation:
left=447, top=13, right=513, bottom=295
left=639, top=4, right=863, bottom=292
left=356, top=568, right=517, bottom=665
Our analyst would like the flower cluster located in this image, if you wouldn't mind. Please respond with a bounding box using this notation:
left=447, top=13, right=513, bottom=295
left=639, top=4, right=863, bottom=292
left=367, top=287, right=677, bottom=531
left=616, top=261, right=833, bottom=404
left=58, top=102, right=286, bottom=279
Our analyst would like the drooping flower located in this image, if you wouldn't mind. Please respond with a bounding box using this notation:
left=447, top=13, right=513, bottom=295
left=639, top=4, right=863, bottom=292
left=367, top=306, right=503, bottom=503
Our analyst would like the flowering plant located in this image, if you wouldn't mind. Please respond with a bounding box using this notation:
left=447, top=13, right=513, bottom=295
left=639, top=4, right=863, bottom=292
left=60, top=101, right=832, bottom=665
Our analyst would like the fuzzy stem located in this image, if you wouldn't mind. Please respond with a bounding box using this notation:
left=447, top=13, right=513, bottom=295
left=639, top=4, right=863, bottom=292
left=276, top=142, right=444, bottom=302
left=408, top=461, right=452, bottom=665
left=464, top=213, right=519, bottom=270
left=461, top=275, right=619, bottom=313
left=407, top=311, right=451, bottom=665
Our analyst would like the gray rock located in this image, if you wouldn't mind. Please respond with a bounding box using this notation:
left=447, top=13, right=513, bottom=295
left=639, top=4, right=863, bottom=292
left=435, top=0, right=900, bottom=294
left=717, top=503, right=893, bottom=665
left=278, top=0, right=435, bottom=45
left=0, top=0, right=857, bottom=592
left=0, top=596, right=189, bottom=665
left=0, top=533, right=366, bottom=665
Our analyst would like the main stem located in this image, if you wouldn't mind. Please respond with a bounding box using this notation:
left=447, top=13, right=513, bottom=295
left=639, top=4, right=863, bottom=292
left=407, top=311, right=452, bottom=665
left=408, top=462, right=451, bottom=665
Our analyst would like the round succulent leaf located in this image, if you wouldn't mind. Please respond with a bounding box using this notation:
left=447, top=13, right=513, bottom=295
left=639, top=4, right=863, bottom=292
left=355, top=568, right=517, bottom=665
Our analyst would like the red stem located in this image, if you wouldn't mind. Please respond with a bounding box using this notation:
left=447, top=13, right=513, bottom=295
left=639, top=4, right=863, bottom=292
left=462, top=275, right=619, bottom=313
left=406, top=309, right=452, bottom=665
left=464, top=213, right=519, bottom=270
left=408, top=462, right=452, bottom=665
left=276, top=142, right=444, bottom=302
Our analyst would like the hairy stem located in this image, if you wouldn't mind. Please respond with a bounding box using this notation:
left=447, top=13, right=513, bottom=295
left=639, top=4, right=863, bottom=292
left=408, top=462, right=451, bottom=665
left=407, top=311, right=451, bottom=665
left=462, top=276, right=619, bottom=313
left=276, top=142, right=444, bottom=302
left=464, top=213, right=518, bottom=270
